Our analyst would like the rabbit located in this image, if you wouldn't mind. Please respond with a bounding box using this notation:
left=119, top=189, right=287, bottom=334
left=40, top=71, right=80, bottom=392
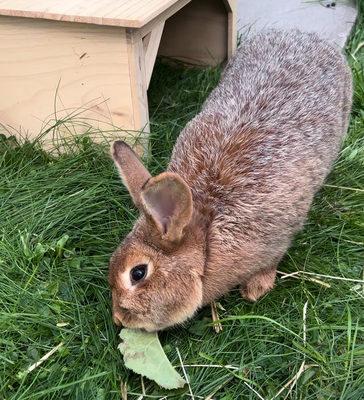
left=108, top=29, right=352, bottom=332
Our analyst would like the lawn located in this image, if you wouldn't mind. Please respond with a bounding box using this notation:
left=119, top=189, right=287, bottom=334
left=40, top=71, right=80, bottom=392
left=1, top=3, right=364, bottom=399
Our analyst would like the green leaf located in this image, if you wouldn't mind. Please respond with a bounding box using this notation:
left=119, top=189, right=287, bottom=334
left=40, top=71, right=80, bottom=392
left=348, top=148, right=358, bottom=160
left=299, top=366, right=317, bottom=386
left=96, top=388, right=106, bottom=400
left=188, top=317, right=211, bottom=336
left=55, top=234, right=70, bottom=258
left=27, top=346, right=39, bottom=361
left=69, top=258, right=81, bottom=269
left=34, top=243, right=47, bottom=260
left=56, top=234, right=69, bottom=251
left=118, top=329, right=187, bottom=390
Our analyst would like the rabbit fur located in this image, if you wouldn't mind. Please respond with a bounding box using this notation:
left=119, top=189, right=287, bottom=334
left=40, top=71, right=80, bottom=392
left=109, top=29, right=352, bottom=332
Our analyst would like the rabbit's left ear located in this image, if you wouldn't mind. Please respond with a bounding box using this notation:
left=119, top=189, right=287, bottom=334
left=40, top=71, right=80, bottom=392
left=141, top=172, right=193, bottom=242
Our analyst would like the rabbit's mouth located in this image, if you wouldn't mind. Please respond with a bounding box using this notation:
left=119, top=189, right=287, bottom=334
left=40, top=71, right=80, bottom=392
left=113, top=308, right=170, bottom=332
left=113, top=308, right=137, bottom=327
left=113, top=308, right=157, bottom=331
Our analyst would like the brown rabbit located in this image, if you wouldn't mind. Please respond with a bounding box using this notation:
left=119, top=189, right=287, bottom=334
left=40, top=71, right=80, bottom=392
left=108, top=29, right=352, bottom=332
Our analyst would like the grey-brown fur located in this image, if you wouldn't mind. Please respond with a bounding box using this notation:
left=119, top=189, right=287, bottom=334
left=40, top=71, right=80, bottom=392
left=109, top=29, right=352, bottom=331
left=168, top=29, right=352, bottom=302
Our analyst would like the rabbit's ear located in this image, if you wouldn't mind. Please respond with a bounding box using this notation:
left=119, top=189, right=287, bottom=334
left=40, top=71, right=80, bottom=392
left=111, top=141, right=151, bottom=209
left=141, top=172, right=193, bottom=242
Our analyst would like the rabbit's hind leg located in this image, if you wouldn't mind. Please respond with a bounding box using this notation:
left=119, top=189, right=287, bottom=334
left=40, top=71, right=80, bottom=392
left=240, top=268, right=277, bottom=302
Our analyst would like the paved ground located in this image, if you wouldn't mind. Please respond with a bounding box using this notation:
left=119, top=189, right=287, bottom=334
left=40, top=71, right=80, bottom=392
left=237, top=0, right=357, bottom=48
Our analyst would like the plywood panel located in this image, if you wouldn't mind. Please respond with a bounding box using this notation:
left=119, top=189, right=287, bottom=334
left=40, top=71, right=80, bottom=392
left=143, top=22, right=165, bottom=88
left=126, top=29, right=149, bottom=154
left=158, top=0, right=229, bottom=65
left=0, top=0, right=190, bottom=28
left=226, top=0, right=237, bottom=59
left=0, top=15, right=134, bottom=141
left=126, top=29, right=149, bottom=133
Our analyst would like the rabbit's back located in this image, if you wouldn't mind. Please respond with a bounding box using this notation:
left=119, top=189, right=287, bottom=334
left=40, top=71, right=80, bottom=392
left=168, top=29, right=352, bottom=245
left=203, top=30, right=351, bottom=133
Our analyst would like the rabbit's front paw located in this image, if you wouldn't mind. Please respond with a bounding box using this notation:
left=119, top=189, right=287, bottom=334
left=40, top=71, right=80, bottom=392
left=240, top=269, right=277, bottom=302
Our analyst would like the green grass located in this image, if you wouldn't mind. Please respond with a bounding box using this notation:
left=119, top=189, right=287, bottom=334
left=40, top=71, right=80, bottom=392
left=2, top=5, right=364, bottom=399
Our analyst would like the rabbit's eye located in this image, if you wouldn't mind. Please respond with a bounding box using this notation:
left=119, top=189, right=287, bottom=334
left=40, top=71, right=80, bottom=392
left=130, top=264, right=147, bottom=285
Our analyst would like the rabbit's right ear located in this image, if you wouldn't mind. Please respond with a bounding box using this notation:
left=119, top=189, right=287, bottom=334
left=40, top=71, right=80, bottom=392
left=111, top=141, right=151, bottom=209
left=140, top=172, right=193, bottom=242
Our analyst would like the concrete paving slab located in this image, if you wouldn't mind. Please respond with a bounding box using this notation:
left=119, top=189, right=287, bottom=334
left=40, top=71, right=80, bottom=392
left=237, top=0, right=357, bottom=48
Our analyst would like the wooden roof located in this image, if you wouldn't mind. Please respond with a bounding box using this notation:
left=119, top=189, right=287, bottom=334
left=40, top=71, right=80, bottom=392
left=0, top=0, right=191, bottom=28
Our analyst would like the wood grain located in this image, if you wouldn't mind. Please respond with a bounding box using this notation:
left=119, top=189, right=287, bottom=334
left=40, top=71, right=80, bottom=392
left=0, top=0, right=188, bottom=28
left=126, top=29, right=150, bottom=154
left=143, top=22, right=165, bottom=88
left=0, top=15, right=135, bottom=141
left=226, top=0, right=237, bottom=59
